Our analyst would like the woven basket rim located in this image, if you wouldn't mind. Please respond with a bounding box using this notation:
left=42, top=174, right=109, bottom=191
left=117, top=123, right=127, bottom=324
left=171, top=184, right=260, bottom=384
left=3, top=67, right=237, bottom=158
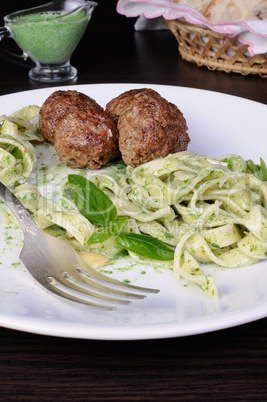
left=165, top=19, right=267, bottom=77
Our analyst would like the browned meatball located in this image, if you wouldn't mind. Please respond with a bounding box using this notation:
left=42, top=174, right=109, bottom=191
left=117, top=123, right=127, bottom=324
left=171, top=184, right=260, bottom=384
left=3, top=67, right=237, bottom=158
left=106, top=88, right=190, bottom=167
left=105, top=88, right=160, bottom=125
left=39, top=90, right=102, bottom=143
left=54, top=108, right=119, bottom=170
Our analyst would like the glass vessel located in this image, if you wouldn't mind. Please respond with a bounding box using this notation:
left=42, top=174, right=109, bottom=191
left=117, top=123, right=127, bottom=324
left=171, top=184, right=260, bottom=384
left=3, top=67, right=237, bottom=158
left=0, top=0, right=97, bottom=82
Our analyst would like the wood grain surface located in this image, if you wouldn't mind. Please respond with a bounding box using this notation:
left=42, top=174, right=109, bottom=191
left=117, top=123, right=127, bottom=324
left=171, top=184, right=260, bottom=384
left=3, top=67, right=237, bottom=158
left=0, top=1, right=266, bottom=400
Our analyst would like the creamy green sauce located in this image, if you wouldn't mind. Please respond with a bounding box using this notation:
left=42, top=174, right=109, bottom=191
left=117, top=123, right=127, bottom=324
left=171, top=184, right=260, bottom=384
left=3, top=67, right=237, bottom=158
left=9, top=11, right=90, bottom=64
left=101, top=162, right=126, bottom=179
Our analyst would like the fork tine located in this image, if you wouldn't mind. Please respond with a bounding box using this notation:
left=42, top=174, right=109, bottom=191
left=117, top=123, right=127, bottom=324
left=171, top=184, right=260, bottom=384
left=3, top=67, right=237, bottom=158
left=45, top=275, right=129, bottom=309
left=78, top=258, right=159, bottom=294
left=63, top=268, right=147, bottom=300
left=56, top=272, right=136, bottom=304
left=47, top=285, right=116, bottom=310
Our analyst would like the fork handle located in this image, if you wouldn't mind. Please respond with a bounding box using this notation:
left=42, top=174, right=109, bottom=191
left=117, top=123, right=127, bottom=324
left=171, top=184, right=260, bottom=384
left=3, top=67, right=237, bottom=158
left=0, top=182, right=39, bottom=235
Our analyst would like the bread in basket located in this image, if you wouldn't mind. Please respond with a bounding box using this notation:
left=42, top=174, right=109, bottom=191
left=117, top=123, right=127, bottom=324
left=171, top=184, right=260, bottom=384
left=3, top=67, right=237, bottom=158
left=166, top=0, right=267, bottom=77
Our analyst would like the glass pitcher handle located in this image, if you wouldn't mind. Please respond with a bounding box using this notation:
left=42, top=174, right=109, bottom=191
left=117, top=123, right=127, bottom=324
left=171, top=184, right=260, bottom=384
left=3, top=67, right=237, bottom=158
left=0, top=26, right=33, bottom=68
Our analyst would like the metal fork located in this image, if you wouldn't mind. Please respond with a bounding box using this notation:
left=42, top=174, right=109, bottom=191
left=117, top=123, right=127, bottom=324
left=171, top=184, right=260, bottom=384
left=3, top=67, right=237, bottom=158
left=0, top=182, right=159, bottom=310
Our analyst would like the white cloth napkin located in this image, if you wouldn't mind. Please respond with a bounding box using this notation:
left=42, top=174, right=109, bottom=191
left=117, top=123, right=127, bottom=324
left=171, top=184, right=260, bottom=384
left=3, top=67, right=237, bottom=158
left=117, top=0, right=267, bottom=56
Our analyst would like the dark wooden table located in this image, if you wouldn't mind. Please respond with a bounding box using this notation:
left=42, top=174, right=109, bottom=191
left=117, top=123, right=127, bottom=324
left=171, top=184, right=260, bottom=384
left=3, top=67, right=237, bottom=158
left=0, top=1, right=266, bottom=400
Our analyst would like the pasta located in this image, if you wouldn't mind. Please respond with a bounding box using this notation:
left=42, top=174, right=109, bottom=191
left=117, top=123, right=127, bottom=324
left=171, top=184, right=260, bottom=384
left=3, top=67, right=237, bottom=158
left=13, top=182, right=95, bottom=246
left=13, top=150, right=267, bottom=299
left=0, top=105, right=43, bottom=186
left=86, top=151, right=267, bottom=298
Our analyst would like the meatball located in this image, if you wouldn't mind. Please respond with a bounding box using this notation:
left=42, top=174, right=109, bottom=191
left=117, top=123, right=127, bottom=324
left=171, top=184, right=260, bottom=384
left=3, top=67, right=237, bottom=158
left=39, top=89, right=119, bottom=169
left=54, top=108, right=119, bottom=170
left=106, top=88, right=189, bottom=167
left=105, top=88, right=160, bottom=125
left=39, top=90, right=103, bottom=144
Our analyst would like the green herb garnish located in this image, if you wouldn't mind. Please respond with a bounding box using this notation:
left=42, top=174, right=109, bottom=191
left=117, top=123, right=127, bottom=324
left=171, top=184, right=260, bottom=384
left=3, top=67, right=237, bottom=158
left=68, top=174, right=174, bottom=261
left=87, top=217, right=128, bottom=245
left=11, top=147, right=23, bottom=160
left=116, top=232, right=175, bottom=261
left=247, top=158, right=267, bottom=181
left=68, top=174, right=117, bottom=226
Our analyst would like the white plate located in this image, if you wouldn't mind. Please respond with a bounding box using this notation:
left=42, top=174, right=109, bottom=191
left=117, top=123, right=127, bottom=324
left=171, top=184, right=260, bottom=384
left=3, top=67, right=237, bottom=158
left=0, top=83, right=266, bottom=340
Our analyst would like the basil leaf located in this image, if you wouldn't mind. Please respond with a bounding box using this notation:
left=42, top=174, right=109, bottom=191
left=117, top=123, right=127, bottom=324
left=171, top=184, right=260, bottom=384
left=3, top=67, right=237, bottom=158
left=260, top=158, right=267, bottom=181
left=116, top=232, right=175, bottom=261
left=87, top=226, right=114, bottom=245
left=87, top=217, right=128, bottom=245
left=68, top=174, right=117, bottom=226
left=247, top=158, right=267, bottom=181
left=247, top=159, right=260, bottom=178
left=110, top=217, right=128, bottom=234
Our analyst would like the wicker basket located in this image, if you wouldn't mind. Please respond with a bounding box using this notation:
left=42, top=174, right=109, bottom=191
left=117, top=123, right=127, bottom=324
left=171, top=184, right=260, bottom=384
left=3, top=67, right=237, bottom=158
left=165, top=19, right=267, bottom=77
